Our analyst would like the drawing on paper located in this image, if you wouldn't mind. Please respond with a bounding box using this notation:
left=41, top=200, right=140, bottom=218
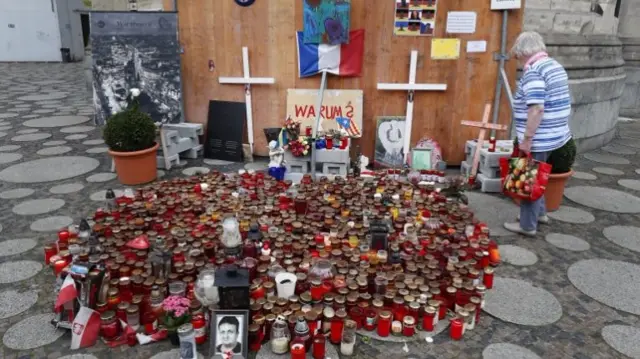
left=394, top=0, right=437, bottom=36
left=303, top=0, right=351, bottom=45
left=374, top=116, right=406, bottom=169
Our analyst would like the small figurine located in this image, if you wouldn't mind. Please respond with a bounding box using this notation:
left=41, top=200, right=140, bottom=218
left=268, top=140, right=286, bottom=181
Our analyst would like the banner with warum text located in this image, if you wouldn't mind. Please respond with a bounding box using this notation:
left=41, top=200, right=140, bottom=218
left=286, top=89, right=363, bottom=137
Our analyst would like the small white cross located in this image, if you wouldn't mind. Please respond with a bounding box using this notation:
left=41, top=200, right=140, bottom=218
left=377, top=50, right=447, bottom=164
left=219, top=47, right=275, bottom=155
left=461, top=103, right=508, bottom=178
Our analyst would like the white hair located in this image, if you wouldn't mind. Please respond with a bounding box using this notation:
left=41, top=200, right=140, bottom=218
left=510, top=31, right=547, bottom=59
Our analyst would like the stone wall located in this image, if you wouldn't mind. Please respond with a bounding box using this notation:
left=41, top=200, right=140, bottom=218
left=618, top=1, right=640, bottom=118
left=523, top=1, right=625, bottom=152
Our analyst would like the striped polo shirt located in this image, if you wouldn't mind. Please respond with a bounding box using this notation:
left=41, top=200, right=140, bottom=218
left=513, top=57, right=572, bottom=152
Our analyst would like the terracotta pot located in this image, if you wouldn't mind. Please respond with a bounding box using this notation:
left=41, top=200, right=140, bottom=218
left=109, top=143, right=159, bottom=185
left=544, top=170, right=573, bottom=212
left=510, top=170, right=573, bottom=212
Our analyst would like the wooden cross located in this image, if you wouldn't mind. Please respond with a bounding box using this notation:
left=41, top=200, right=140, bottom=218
left=219, top=47, right=275, bottom=155
left=377, top=50, right=447, bottom=164
left=461, top=103, right=508, bottom=178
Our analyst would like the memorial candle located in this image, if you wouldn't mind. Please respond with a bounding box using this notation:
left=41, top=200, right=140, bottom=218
left=290, top=342, right=306, bottom=359
left=483, top=267, right=494, bottom=289
left=450, top=317, right=463, bottom=340
left=377, top=310, right=391, bottom=337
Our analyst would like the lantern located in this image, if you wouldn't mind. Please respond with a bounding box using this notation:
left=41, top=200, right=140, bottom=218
left=215, top=265, right=250, bottom=310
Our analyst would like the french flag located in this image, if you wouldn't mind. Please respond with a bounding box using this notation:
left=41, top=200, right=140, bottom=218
left=296, top=29, right=365, bottom=78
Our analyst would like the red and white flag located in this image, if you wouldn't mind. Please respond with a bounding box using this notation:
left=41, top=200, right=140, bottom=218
left=55, top=275, right=78, bottom=311
left=70, top=307, right=101, bottom=349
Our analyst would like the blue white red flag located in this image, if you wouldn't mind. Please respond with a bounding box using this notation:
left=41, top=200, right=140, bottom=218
left=296, top=29, right=365, bottom=78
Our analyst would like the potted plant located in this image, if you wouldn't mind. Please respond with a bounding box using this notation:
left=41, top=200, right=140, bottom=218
left=544, top=137, right=577, bottom=211
left=161, top=295, right=192, bottom=346
left=103, top=89, right=159, bottom=185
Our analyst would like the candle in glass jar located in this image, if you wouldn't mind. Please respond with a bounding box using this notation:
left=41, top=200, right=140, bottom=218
left=391, top=320, right=403, bottom=336
left=100, top=310, right=120, bottom=341
left=312, top=333, right=325, bottom=359
left=44, top=244, right=58, bottom=265
left=290, top=342, right=305, bottom=359
left=402, top=316, right=416, bottom=337
left=421, top=305, right=437, bottom=331
left=377, top=310, right=391, bottom=337
left=483, top=267, right=494, bottom=289
left=450, top=317, right=463, bottom=340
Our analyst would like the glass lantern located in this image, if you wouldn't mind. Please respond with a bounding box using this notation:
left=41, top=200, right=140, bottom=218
left=221, top=217, right=242, bottom=258
left=194, top=269, right=219, bottom=307
left=215, top=264, right=250, bottom=310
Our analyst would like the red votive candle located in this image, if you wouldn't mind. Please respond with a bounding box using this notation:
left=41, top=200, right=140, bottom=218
left=44, top=244, right=58, bottom=265
left=421, top=306, right=436, bottom=332
left=402, top=316, right=416, bottom=337
left=58, top=230, right=70, bottom=243
left=483, top=267, right=494, bottom=289
left=450, top=318, right=463, bottom=340
left=290, top=342, right=306, bottom=359
left=312, top=333, right=326, bottom=359
left=377, top=310, right=392, bottom=337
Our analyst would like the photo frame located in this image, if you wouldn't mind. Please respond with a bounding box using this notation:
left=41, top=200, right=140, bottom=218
left=412, top=148, right=433, bottom=170
left=209, top=310, right=249, bottom=359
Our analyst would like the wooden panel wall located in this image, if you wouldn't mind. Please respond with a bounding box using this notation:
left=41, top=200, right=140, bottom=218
left=175, top=0, right=523, bottom=162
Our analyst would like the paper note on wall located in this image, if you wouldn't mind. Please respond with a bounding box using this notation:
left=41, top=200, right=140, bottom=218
left=431, top=39, right=461, bottom=60
left=467, top=40, right=487, bottom=53
left=446, top=11, right=477, bottom=34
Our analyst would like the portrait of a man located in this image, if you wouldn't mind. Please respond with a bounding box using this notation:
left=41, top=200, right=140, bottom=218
left=210, top=311, right=248, bottom=359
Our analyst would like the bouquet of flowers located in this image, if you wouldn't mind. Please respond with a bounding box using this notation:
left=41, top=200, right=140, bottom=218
left=287, top=136, right=310, bottom=157
left=162, top=295, right=192, bottom=331
left=284, top=117, right=301, bottom=141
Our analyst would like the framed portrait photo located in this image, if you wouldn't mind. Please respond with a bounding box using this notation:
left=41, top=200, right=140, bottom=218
left=209, top=310, right=249, bottom=359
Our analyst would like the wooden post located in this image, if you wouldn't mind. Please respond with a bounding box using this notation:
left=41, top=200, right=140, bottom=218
left=218, top=47, right=275, bottom=155
left=461, top=103, right=508, bottom=178
left=377, top=50, right=447, bottom=164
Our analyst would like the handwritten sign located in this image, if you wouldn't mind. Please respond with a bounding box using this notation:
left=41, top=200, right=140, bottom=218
left=286, top=89, right=363, bottom=136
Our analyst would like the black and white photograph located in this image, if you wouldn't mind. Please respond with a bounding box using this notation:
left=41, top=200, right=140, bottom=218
left=90, top=11, right=183, bottom=125
left=210, top=310, right=248, bottom=359
left=374, top=116, right=406, bottom=169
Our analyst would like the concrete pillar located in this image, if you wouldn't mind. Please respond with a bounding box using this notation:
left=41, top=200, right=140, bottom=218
left=523, top=0, right=625, bottom=152
left=618, top=0, right=640, bottom=118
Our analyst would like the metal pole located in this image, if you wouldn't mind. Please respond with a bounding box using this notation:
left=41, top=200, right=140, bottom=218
left=310, top=70, right=328, bottom=181
left=490, top=9, right=509, bottom=137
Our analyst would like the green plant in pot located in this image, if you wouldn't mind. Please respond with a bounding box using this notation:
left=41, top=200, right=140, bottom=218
left=544, top=137, right=577, bottom=211
left=103, top=89, right=159, bottom=185
left=161, top=295, right=192, bottom=346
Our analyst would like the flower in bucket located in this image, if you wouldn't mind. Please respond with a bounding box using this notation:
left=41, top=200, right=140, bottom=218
left=162, top=295, right=192, bottom=331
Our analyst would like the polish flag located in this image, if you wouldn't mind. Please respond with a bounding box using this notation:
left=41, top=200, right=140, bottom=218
left=70, top=307, right=101, bottom=349
left=54, top=275, right=78, bottom=311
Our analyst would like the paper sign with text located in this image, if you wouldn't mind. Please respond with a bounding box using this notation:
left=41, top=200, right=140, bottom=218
left=491, top=0, right=522, bottom=10
left=286, top=89, right=363, bottom=136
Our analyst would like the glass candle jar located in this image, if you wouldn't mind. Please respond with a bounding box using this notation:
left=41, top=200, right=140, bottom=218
left=402, top=316, right=416, bottom=337
left=421, top=305, right=437, bottom=331
left=483, top=267, right=494, bottom=289
left=377, top=310, right=391, bottom=337
left=116, top=302, right=129, bottom=323
left=270, top=315, right=291, bottom=354
left=340, top=319, right=357, bottom=356
left=312, top=332, right=326, bottom=359
left=100, top=310, right=120, bottom=341
left=450, top=317, right=463, bottom=340
left=290, top=342, right=306, bottom=359
left=126, top=305, right=140, bottom=331
left=391, top=320, right=403, bottom=336
left=177, top=323, right=197, bottom=359
left=330, top=308, right=347, bottom=344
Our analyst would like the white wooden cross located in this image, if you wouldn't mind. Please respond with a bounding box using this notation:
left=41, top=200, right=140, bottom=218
left=219, top=47, right=275, bottom=155
left=377, top=50, right=448, bottom=164
left=461, top=103, right=508, bottom=178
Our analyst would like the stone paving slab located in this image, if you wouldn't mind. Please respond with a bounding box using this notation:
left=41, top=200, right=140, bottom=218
left=0, top=62, right=640, bottom=359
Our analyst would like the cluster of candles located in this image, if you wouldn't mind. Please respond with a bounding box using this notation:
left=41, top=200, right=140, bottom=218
left=44, top=168, right=499, bottom=355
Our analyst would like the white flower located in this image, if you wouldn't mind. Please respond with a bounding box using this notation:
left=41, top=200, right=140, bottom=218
left=303, top=150, right=308, bottom=155
left=130, top=88, right=141, bottom=98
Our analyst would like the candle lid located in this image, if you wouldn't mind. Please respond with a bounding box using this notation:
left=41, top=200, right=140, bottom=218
left=101, top=310, right=116, bottom=321
left=379, top=310, right=392, bottom=319
left=484, top=267, right=494, bottom=274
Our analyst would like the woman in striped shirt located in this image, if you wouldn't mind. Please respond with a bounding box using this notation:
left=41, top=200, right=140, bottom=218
left=503, top=31, right=573, bottom=236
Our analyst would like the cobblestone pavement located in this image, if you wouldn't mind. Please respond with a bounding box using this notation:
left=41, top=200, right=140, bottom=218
left=1, top=62, right=640, bottom=359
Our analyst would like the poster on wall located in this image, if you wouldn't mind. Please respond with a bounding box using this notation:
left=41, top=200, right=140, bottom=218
left=394, top=0, right=437, bottom=36
left=374, top=116, right=406, bottom=169
left=90, top=11, right=182, bottom=125
left=286, top=89, right=363, bottom=137
left=303, top=0, right=351, bottom=45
